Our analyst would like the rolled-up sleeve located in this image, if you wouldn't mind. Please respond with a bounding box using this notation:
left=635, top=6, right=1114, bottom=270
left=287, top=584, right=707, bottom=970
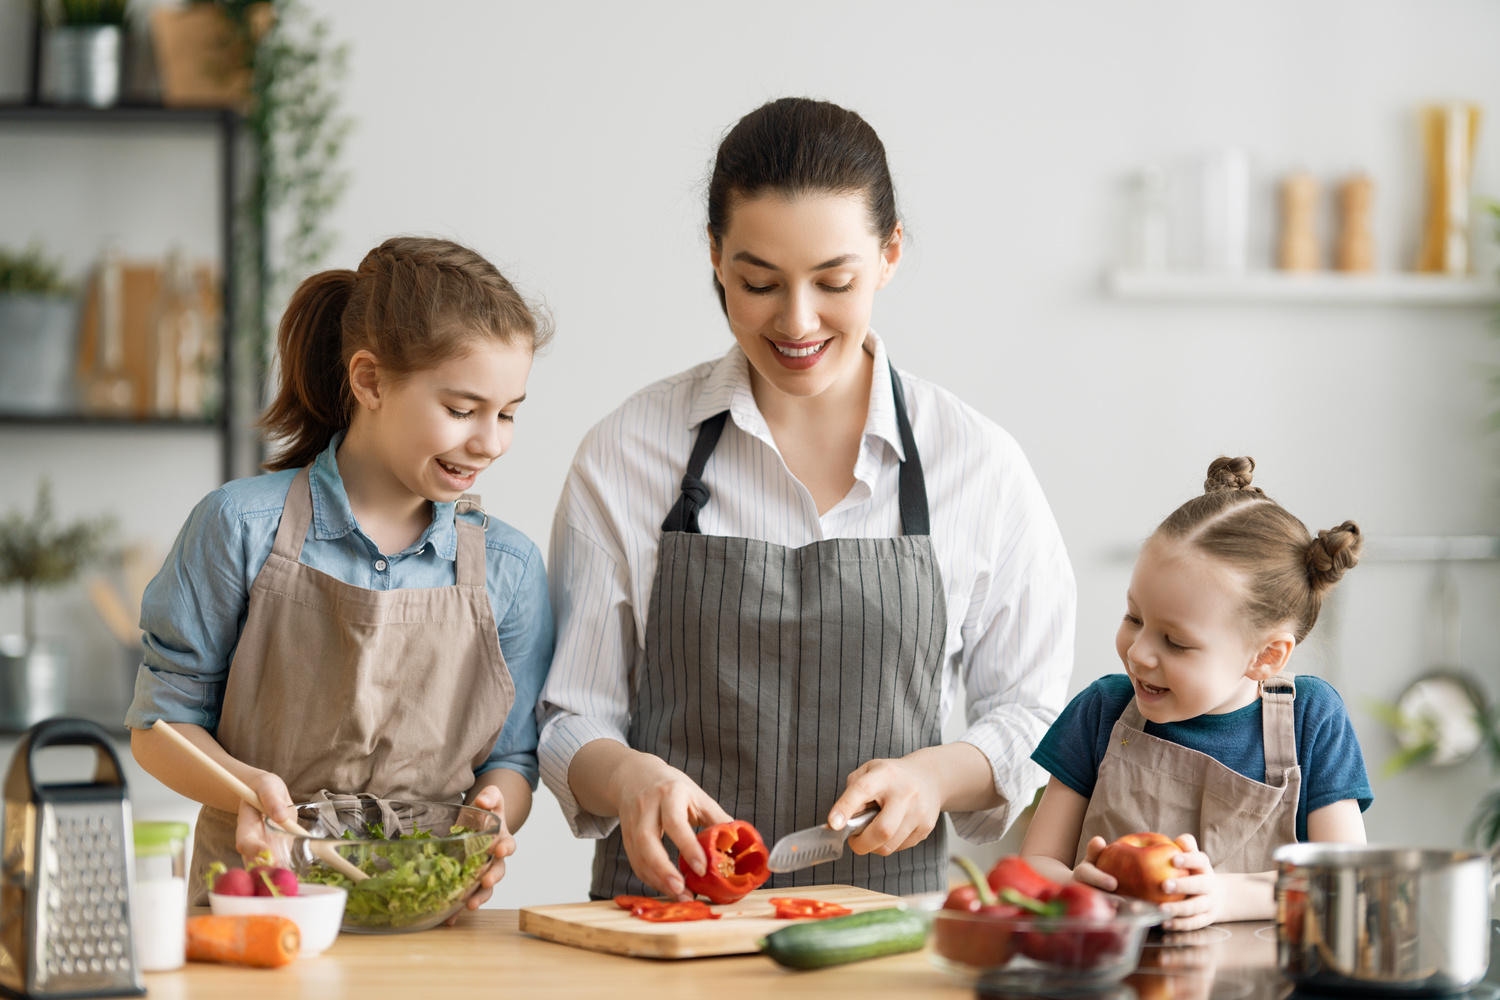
left=948, top=453, right=1076, bottom=842
left=537, top=490, right=638, bottom=839
left=478, top=540, right=554, bottom=788
left=124, top=489, right=251, bottom=732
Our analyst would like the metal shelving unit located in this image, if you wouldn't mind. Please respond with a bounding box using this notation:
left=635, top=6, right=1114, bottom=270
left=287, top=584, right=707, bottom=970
left=0, top=103, right=255, bottom=484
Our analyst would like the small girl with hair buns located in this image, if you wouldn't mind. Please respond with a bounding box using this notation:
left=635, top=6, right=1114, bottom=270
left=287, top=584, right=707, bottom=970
left=125, top=237, right=555, bottom=915
left=1021, top=457, right=1372, bottom=930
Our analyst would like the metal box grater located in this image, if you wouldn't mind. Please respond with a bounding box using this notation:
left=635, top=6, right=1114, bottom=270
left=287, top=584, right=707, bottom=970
left=1, top=719, right=144, bottom=999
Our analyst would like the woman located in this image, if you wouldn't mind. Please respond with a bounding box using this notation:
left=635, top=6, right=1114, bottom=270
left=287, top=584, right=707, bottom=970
left=538, top=98, right=1075, bottom=900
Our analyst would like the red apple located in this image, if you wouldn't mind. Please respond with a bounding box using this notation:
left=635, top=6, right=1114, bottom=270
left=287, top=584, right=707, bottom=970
left=1095, top=832, right=1188, bottom=903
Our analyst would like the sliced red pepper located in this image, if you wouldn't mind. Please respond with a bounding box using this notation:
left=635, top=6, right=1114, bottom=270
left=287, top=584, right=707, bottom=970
left=634, top=900, right=721, bottom=922
left=678, top=820, right=772, bottom=904
left=986, top=855, right=1059, bottom=902
left=769, top=897, right=853, bottom=920
left=613, top=895, right=669, bottom=915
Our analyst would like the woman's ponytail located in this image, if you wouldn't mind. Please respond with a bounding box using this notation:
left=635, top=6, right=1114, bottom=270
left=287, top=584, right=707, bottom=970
left=259, top=269, right=356, bottom=471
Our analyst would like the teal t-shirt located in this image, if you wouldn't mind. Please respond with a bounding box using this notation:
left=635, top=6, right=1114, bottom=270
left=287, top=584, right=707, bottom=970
left=1031, top=673, right=1373, bottom=842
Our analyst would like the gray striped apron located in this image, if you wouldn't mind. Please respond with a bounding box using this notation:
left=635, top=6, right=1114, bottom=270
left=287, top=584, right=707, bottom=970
left=592, top=366, right=949, bottom=898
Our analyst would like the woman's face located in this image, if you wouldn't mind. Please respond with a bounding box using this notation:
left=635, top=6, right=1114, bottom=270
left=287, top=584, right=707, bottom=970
left=710, top=191, right=901, bottom=400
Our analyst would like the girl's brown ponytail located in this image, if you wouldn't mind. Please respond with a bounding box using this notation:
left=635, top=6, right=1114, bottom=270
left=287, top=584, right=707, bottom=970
left=259, top=269, right=356, bottom=471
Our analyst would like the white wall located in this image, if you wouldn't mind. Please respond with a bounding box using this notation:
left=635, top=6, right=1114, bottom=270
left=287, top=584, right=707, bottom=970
left=4, top=1, right=1500, bottom=908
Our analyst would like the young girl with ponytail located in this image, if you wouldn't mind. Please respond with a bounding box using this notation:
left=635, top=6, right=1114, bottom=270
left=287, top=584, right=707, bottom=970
left=1022, top=457, right=1372, bottom=930
left=126, top=237, right=554, bottom=913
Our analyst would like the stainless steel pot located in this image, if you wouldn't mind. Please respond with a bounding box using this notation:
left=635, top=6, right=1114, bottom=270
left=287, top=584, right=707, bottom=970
left=1274, top=842, right=1498, bottom=996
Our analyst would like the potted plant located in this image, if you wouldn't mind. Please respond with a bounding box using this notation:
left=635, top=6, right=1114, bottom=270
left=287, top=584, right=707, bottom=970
left=0, top=243, right=80, bottom=415
left=44, top=0, right=129, bottom=107
left=0, top=479, right=114, bottom=732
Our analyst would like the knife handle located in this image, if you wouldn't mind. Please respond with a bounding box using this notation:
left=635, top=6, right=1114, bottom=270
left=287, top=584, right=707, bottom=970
left=843, top=807, right=878, bottom=834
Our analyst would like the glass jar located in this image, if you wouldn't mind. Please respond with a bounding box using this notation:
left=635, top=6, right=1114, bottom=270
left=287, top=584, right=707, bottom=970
left=132, top=821, right=190, bottom=972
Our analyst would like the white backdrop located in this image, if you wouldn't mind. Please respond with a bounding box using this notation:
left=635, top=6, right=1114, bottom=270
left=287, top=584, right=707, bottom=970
left=3, top=1, right=1500, bottom=908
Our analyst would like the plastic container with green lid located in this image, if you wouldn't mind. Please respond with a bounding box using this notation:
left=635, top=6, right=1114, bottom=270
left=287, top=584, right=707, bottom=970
left=132, top=820, right=190, bottom=971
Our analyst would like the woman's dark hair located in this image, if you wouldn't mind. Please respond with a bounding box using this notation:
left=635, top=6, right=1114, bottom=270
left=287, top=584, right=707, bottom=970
left=260, top=236, right=552, bottom=471
left=1154, top=456, right=1363, bottom=643
left=706, top=97, right=899, bottom=314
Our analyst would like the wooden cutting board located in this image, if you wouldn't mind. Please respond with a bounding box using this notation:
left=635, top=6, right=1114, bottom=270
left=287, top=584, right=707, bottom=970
left=518, top=884, right=903, bottom=959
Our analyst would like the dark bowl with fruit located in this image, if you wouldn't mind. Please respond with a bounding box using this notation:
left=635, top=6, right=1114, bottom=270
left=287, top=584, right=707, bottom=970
left=263, top=799, right=500, bottom=934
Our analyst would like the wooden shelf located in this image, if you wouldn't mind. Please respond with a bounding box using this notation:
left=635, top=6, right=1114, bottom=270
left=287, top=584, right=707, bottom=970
left=0, top=413, right=221, bottom=430
left=1107, top=269, right=1500, bottom=305
left=0, top=103, right=237, bottom=126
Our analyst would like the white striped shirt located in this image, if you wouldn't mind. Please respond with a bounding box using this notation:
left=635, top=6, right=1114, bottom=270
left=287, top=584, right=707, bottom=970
left=538, top=332, right=1076, bottom=843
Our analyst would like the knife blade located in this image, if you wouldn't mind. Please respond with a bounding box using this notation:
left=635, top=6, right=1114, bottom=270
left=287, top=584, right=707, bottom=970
left=766, top=808, right=878, bottom=873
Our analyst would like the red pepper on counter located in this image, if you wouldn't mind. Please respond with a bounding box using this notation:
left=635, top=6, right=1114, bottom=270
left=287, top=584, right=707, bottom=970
left=769, top=897, right=853, bottom=920
left=678, top=820, right=772, bottom=904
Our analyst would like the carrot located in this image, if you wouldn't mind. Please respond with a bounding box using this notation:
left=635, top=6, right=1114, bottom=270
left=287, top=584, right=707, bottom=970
left=186, top=915, right=301, bottom=968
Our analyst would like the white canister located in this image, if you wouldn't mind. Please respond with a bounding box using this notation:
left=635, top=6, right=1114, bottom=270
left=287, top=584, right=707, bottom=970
left=132, top=821, right=190, bottom=972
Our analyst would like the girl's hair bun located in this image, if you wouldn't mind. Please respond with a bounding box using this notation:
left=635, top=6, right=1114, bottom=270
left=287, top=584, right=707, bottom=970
left=1306, top=520, right=1363, bottom=593
left=1204, top=456, right=1263, bottom=495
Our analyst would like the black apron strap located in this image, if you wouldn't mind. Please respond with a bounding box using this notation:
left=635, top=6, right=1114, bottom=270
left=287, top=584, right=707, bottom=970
left=887, top=366, right=930, bottom=537
left=661, top=365, right=932, bottom=537
left=661, top=411, right=729, bottom=533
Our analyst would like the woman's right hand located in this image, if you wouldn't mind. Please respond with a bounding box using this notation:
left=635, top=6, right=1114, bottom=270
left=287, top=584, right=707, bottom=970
left=233, top=770, right=296, bottom=863
left=613, top=754, right=732, bottom=900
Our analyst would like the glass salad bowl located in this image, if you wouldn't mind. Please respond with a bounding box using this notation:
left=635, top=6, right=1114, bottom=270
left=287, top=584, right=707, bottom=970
left=925, top=894, right=1167, bottom=994
left=263, top=799, right=499, bottom=934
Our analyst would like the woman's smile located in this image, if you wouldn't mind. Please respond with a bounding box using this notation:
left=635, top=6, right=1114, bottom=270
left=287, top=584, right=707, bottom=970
left=769, top=337, right=831, bottom=368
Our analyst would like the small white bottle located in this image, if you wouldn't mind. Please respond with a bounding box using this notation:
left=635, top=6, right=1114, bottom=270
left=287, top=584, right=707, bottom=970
left=1126, top=166, right=1171, bottom=271
left=132, top=821, right=189, bottom=972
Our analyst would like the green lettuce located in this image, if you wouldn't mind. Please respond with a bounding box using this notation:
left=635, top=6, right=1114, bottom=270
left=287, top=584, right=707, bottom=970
left=303, top=825, right=493, bottom=929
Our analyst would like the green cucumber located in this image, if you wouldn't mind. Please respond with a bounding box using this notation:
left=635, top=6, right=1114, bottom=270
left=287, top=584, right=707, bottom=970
left=759, top=906, right=928, bottom=969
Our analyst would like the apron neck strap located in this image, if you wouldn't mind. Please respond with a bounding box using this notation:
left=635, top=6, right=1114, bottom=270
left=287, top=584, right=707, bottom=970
left=270, top=466, right=316, bottom=561
left=1259, top=675, right=1297, bottom=778
left=453, top=496, right=487, bottom=587
left=661, top=364, right=932, bottom=535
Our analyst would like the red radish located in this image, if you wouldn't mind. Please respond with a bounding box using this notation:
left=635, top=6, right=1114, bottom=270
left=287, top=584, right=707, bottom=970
left=212, top=868, right=255, bottom=897
left=250, top=866, right=298, bottom=897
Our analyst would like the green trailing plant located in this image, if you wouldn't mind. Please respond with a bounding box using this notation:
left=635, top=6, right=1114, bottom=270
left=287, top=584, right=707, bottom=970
left=0, top=479, right=115, bottom=648
left=212, top=0, right=350, bottom=441
left=0, top=243, right=72, bottom=296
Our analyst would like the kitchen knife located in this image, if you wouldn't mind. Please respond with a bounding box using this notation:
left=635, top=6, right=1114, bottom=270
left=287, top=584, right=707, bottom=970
left=766, top=808, right=878, bottom=873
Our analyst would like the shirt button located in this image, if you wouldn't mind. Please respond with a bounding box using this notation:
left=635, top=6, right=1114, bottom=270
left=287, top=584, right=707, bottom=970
left=374, top=559, right=387, bottom=571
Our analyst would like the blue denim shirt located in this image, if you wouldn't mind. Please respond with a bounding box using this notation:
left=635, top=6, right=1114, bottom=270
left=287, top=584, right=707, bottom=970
left=124, top=434, right=554, bottom=789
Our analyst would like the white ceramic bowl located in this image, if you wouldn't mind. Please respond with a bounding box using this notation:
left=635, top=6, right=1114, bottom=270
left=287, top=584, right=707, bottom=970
left=208, top=883, right=348, bottom=957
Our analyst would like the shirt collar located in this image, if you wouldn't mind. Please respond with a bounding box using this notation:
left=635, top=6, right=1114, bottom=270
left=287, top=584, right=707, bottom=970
left=308, top=432, right=459, bottom=560
left=686, top=330, right=906, bottom=462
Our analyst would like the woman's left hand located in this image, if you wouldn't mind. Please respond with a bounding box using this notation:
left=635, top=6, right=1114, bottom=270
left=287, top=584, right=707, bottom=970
left=1156, top=834, right=1224, bottom=931
left=829, top=756, right=944, bottom=857
left=446, top=784, right=516, bottom=925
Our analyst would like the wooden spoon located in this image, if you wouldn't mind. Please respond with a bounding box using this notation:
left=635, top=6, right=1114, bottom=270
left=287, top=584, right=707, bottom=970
left=150, top=719, right=369, bottom=882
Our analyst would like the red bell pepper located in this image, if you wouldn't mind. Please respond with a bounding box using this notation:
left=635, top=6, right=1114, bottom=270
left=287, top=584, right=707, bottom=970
left=613, top=895, right=668, bottom=916
left=678, top=820, right=772, bottom=904
left=635, top=900, right=721, bottom=922
left=1005, top=881, right=1127, bottom=970
left=931, top=856, right=1026, bottom=969
left=986, top=855, right=1060, bottom=902
left=769, top=897, right=852, bottom=920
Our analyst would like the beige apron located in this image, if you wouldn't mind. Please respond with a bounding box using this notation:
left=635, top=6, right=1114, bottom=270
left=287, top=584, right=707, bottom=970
left=1076, top=676, right=1300, bottom=873
left=189, top=466, right=515, bottom=899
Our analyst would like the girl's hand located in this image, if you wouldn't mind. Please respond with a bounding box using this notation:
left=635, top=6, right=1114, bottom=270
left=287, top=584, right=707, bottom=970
left=446, top=784, right=517, bottom=924
left=1070, top=835, right=1118, bottom=892
left=234, top=771, right=296, bottom=862
left=614, top=755, right=732, bottom=900
left=1157, top=834, right=1224, bottom=931
left=831, top=757, right=943, bottom=857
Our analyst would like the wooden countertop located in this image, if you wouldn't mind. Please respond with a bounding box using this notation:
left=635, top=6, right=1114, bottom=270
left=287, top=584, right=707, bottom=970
left=144, top=912, right=1293, bottom=1000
